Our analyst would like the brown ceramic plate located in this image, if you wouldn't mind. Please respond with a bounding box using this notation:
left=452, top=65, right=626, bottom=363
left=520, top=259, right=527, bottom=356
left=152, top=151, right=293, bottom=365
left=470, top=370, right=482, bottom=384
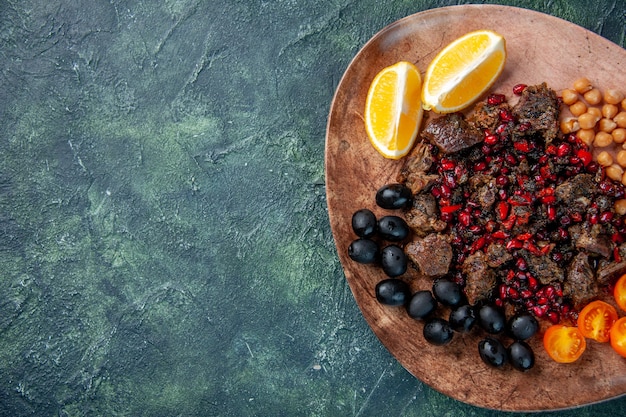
left=326, top=4, right=626, bottom=412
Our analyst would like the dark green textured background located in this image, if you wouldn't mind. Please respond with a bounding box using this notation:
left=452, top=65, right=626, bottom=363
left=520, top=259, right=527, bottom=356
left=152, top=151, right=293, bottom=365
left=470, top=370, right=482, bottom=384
left=1, top=1, right=625, bottom=416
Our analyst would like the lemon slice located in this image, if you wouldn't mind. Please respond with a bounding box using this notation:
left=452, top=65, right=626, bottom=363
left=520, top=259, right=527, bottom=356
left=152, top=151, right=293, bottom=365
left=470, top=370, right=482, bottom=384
left=364, top=61, right=424, bottom=159
left=422, top=30, right=507, bottom=114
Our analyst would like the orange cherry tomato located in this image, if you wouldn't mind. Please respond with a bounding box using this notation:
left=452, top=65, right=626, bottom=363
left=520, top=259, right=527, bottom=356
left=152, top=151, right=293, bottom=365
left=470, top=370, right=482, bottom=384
left=610, top=317, right=626, bottom=358
left=577, top=300, right=618, bottom=343
left=614, top=274, right=626, bottom=313
left=543, top=325, right=587, bottom=363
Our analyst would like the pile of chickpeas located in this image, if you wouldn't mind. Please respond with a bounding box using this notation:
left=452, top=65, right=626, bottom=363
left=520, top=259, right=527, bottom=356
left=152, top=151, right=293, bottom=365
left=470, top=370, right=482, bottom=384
left=560, top=77, right=626, bottom=185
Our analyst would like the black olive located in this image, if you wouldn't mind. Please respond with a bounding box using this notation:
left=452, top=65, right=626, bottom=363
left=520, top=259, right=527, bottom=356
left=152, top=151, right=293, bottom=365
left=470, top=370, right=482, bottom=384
left=508, top=341, right=535, bottom=372
left=449, top=304, right=476, bottom=332
left=375, top=183, right=412, bottom=209
left=348, top=239, right=379, bottom=264
left=477, top=304, right=506, bottom=334
left=377, top=215, right=409, bottom=241
left=507, top=313, right=539, bottom=341
left=380, top=245, right=407, bottom=277
left=478, top=337, right=508, bottom=368
left=352, top=209, right=377, bottom=238
left=407, top=290, right=437, bottom=319
left=375, top=279, right=410, bottom=306
left=423, top=318, right=454, bottom=346
left=432, top=278, right=465, bottom=307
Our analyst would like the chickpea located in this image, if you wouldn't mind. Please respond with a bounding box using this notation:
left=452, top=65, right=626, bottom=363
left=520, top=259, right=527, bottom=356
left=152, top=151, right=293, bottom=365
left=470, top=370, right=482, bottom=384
left=576, top=129, right=596, bottom=146
left=578, top=112, right=598, bottom=130
left=573, top=77, right=593, bottom=94
left=602, top=103, right=619, bottom=119
left=607, top=164, right=624, bottom=182
left=622, top=97, right=626, bottom=111
left=599, top=118, right=618, bottom=133
left=615, top=199, right=626, bottom=215
left=604, top=89, right=625, bottom=105
left=561, top=89, right=579, bottom=105
left=617, top=150, right=626, bottom=168
left=587, top=106, right=602, bottom=120
left=594, top=131, right=614, bottom=147
left=583, top=88, right=603, bottom=105
left=615, top=111, right=626, bottom=128
left=569, top=101, right=587, bottom=117
left=613, top=128, right=626, bottom=144
left=597, top=150, right=614, bottom=166
left=560, top=118, right=580, bottom=134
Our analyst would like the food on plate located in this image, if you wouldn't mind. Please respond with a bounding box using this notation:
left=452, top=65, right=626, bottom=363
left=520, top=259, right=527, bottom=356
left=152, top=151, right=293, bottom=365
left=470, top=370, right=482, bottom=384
left=543, top=325, right=587, bottom=363
left=614, top=273, right=626, bottom=312
left=422, top=30, right=506, bottom=114
left=576, top=300, right=618, bottom=343
left=478, top=337, right=508, bottom=368
left=375, top=278, right=411, bottom=306
left=423, top=317, right=454, bottom=345
left=364, top=61, right=424, bottom=159
left=507, top=340, right=535, bottom=372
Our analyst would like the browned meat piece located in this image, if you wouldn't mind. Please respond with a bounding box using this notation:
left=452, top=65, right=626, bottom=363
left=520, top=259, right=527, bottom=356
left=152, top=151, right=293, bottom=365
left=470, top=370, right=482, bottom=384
left=564, top=252, right=598, bottom=310
left=420, top=113, right=483, bottom=154
left=468, top=174, right=497, bottom=209
left=485, top=243, right=513, bottom=268
left=574, top=224, right=614, bottom=259
left=597, top=243, right=626, bottom=285
left=405, top=234, right=452, bottom=277
left=522, top=251, right=564, bottom=285
left=404, top=193, right=447, bottom=236
left=512, top=83, right=560, bottom=143
left=554, top=174, right=594, bottom=212
left=462, top=251, right=496, bottom=305
left=396, top=142, right=439, bottom=194
left=468, top=101, right=512, bottom=133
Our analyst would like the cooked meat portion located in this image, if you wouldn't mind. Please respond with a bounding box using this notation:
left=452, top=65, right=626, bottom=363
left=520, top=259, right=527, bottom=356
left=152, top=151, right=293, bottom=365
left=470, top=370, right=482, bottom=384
left=462, top=251, right=496, bottom=305
left=421, top=113, right=483, bottom=154
left=554, top=174, right=595, bottom=212
left=404, top=194, right=447, bottom=236
left=405, top=234, right=452, bottom=277
left=574, top=224, right=614, bottom=259
left=564, top=252, right=598, bottom=310
left=512, top=83, right=560, bottom=143
left=468, top=174, right=497, bottom=209
left=468, top=101, right=511, bottom=133
left=396, top=142, right=438, bottom=194
left=522, top=250, right=564, bottom=285
left=597, top=259, right=626, bottom=286
left=485, top=243, right=513, bottom=268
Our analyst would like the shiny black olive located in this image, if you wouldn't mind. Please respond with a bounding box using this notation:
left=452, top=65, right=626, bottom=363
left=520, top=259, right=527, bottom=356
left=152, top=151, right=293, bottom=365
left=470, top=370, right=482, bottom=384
left=380, top=245, right=407, bottom=277
left=352, top=209, right=377, bottom=238
left=348, top=238, right=379, bottom=264
left=508, top=341, right=535, bottom=372
left=375, top=183, right=412, bottom=209
left=449, top=304, right=476, bottom=332
left=478, top=337, right=508, bottom=368
left=407, top=290, right=437, bottom=319
left=423, top=318, right=454, bottom=346
left=377, top=215, right=409, bottom=241
left=477, top=304, right=506, bottom=334
left=432, top=278, right=465, bottom=307
left=375, top=279, right=410, bottom=306
left=507, top=313, right=539, bottom=341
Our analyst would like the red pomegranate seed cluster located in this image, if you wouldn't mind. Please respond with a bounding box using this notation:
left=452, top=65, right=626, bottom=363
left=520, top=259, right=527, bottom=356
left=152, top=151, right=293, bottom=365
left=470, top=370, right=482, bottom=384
left=426, top=92, right=626, bottom=324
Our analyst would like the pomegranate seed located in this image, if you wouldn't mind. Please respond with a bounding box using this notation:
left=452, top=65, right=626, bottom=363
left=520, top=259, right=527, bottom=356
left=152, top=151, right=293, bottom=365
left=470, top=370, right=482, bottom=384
left=495, top=298, right=504, bottom=307
left=557, top=143, right=571, bottom=157
left=440, top=158, right=457, bottom=170
left=468, top=225, right=483, bottom=234
left=521, top=289, right=533, bottom=299
left=547, top=311, right=560, bottom=324
left=516, top=257, right=528, bottom=271
left=499, top=108, right=514, bottom=122
left=517, top=122, right=531, bottom=132
left=506, top=239, right=523, bottom=250
left=504, top=153, right=517, bottom=166
left=513, top=83, right=527, bottom=95
left=559, top=215, right=571, bottom=226
left=473, top=161, right=487, bottom=171
left=492, top=230, right=510, bottom=240
left=508, top=287, right=520, bottom=300
left=600, top=211, right=614, bottom=223
left=502, top=214, right=517, bottom=230
left=532, top=305, right=549, bottom=318
left=497, top=201, right=510, bottom=220
left=527, top=275, right=538, bottom=290
left=499, top=284, right=508, bottom=300
left=513, top=141, right=531, bottom=153
left=471, top=236, right=487, bottom=252
left=440, top=212, right=453, bottom=222
left=440, top=184, right=452, bottom=198
left=589, top=213, right=599, bottom=225
left=488, top=94, right=506, bottom=105
left=570, top=212, right=583, bottom=222
left=440, top=204, right=463, bottom=214
left=496, top=123, right=508, bottom=135
left=541, top=195, right=556, bottom=205
left=495, top=175, right=509, bottom=186
left=484, top=134, right=498, bottom=145
left=517, top=232, right=533, bottom=241
left=546, top=145, right=558, bottom=155
left=537, top=296, right=549, bottom=305
left=485, top=220, right=497, bottom=233
left=547, top=205, right=557, bottom=221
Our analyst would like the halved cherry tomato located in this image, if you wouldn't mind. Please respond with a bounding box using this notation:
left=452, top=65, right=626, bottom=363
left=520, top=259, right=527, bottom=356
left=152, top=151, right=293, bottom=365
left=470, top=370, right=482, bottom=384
left=610, top=317, right=626, bottom=358
left=614, top=274, right=626, bottom=313
left=543, top=325, right=587, bottom=363
left=577, top=300, right=618, bottom=343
